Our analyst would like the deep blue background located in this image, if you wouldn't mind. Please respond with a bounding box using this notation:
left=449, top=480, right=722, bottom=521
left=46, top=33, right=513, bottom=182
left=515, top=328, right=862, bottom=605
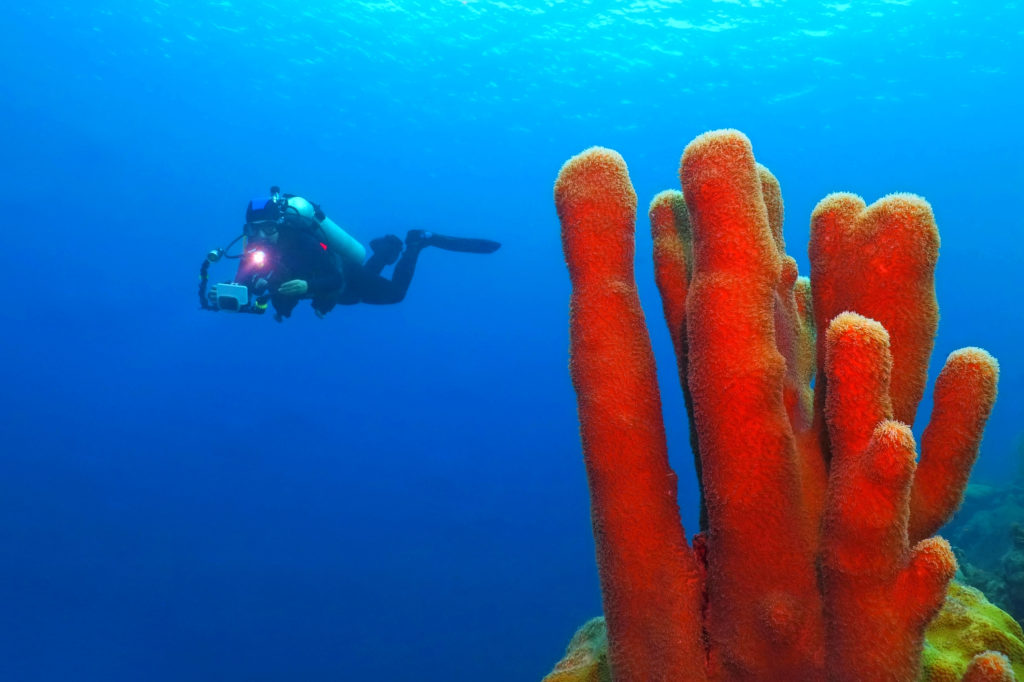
left=1, top=1, right=1021, bottom=680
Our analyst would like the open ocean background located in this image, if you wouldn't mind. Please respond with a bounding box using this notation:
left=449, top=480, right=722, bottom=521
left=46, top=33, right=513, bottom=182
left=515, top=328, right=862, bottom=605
left=1, top=1, right=1021, bottom=680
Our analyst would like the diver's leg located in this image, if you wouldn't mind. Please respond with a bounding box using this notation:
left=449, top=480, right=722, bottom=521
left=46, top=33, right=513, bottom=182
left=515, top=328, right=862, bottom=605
left=358, top=229, right=498, bottom=305
left=389, top=239, right=423, bottom=298
left=358, top=239, right=425, bottom=304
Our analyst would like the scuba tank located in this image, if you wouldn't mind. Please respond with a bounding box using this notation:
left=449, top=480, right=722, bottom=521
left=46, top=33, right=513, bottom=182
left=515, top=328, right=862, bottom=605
left=281, top=194, right=367, bottom=270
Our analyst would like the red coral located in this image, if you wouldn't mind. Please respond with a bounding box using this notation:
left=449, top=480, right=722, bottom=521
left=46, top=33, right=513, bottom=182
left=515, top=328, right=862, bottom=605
left=552, top=130, right=1000, bottom=681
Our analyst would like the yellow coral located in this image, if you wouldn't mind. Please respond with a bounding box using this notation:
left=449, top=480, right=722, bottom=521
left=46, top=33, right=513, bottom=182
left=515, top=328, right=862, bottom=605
left=542, top=617, right=611, bottom=682
left=544, top=583, right=1022, bottom=682
left=920, top=582, right=1024, bottom=681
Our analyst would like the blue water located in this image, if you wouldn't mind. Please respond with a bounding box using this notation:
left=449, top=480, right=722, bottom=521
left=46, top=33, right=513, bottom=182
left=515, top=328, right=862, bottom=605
left=1, top=1, right=1021, bottom=680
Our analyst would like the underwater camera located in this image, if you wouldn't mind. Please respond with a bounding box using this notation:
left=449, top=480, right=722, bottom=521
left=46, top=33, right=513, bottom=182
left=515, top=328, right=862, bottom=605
left=198, top=242, right=270, bottom=315
left=208, top=282, right=250, bottom=312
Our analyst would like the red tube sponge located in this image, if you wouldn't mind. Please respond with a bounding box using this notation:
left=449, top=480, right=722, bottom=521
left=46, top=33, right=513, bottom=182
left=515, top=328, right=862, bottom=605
left=555, top=147, right=706, bottom=682
left=550, top=129, right=1002, bottom=682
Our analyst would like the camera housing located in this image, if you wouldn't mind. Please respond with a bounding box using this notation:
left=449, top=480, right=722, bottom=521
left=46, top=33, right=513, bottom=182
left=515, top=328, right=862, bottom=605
left=210, top=283, right=250, bottom=312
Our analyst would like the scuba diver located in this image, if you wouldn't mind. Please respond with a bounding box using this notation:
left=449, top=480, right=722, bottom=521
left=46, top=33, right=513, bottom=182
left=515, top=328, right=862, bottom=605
left=200, top=187, right=501, bottom=321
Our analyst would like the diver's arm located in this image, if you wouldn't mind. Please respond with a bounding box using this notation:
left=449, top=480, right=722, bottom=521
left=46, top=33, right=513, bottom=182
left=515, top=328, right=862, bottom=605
left=304, top=269, right=344, bottom=296
left=277, top=268, right=341, bottom=298
left=304, top=250, right=345, bottom=295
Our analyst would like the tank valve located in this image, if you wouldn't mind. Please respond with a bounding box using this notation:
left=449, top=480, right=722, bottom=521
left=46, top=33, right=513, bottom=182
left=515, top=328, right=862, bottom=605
left=207, top=249, right=224, bottom=263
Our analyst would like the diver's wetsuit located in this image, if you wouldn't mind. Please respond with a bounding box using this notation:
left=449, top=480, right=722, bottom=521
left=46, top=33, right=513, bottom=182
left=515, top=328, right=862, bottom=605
left=237, top=229, right=424, bottom=318
left=329, top=236, right=422, bottom=307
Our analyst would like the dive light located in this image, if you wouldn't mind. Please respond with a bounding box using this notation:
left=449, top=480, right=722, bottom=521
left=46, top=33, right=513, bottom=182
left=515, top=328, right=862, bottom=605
left=199, top=238, right=271, bottom=315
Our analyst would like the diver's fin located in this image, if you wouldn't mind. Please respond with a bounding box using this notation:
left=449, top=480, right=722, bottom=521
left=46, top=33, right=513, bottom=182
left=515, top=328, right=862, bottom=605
left=424, top=232, right=501, bottom=254
left=365, top=234, right=404, bottom=274
left=370, top=234, right=403, bottom=262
